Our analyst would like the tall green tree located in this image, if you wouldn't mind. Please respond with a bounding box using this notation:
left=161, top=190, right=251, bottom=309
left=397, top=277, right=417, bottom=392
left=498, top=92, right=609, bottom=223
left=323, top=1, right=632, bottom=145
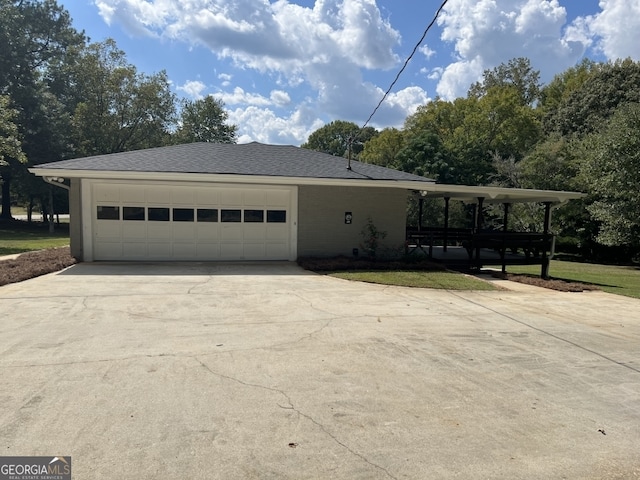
left=0, top=0, right=84, bottom=219
left=301, top=120, right=378, bottom=158
left=544, top=58, right=640, bottom=136
left=580, top=103, right=640, bottom=253
left=469, top=57, right=541, bottom=106
left=173, top=96, right=237, bottom=144
left=70, top=39, right=176, bottom=157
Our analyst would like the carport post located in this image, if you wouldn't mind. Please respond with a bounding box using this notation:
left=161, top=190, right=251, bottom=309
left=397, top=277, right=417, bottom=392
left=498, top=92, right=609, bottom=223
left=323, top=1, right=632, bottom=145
left=501, top=203, right=511, bottom=274
left=418, top=196, right=424, bottom=231
left=443, top=196, right=450, bottom=252
left=541, top=202, right=552, bottom=279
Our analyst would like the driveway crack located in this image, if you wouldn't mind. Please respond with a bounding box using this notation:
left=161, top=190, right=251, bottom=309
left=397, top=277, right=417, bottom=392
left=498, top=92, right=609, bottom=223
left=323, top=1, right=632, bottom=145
left=194, top=357, right=398, bottom=480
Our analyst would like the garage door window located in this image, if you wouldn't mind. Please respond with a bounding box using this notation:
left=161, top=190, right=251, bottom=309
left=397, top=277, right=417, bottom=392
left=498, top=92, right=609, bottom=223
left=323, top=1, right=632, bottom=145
left=244, top=209, right=264, bottom=223
left=148, top=207, right=170, bottom=221
left=197, top=208, right=218, bottom=222
left=173, top=208, right=194, bottom=222
left=97, top=206, right=119, bottom=220
left=221, top=209, right=241, bottom=222
left=123, top=206, right=145, bottom=221
left=267, top=210, right=286, bottom=223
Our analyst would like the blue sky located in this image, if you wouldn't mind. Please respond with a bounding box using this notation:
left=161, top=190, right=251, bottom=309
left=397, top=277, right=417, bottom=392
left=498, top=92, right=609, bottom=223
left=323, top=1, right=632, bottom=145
left=60, top=0, right=640, bottom=145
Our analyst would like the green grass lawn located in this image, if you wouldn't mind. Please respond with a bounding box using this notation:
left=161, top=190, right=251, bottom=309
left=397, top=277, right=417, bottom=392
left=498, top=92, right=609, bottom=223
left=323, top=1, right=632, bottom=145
left=507, top=260, right=640, bottom=299
left=330, top=270, right=498, bottom=291
left=0, top=223, right=70, bottom=255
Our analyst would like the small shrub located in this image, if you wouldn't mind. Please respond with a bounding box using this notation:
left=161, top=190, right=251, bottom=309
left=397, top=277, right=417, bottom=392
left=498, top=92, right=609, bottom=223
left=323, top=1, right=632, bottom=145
left=360, top=217, right=387, bottom=259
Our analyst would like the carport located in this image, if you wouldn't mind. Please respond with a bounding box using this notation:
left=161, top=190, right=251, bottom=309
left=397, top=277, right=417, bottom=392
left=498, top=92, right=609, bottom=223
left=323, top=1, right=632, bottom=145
left=407, top=184, right=584, bottom=278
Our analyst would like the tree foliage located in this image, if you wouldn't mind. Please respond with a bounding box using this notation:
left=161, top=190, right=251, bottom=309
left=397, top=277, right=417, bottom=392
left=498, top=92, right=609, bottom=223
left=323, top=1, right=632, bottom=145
left=70, top=39, right=176, bottom=156
left=174, top=96, right=237, bottom=144
left=301, top=120, right=378, bottom=158
left=580, top=103, right=640, bottom=250
left=469, top=57, right=541, bottom=106
left=544, top=58, right=640, bottom=136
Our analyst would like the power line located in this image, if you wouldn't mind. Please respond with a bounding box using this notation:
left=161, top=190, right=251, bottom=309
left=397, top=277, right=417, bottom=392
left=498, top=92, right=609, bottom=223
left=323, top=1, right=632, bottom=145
left=354, top=0, right=449, bottom=142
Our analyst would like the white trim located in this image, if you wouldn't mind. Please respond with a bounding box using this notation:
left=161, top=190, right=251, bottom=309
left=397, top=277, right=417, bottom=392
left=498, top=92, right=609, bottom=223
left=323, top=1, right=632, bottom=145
left=290, top=186, right=298, bottom=261
left=29, top=168, right=433, bottom=190
left=29, top=168, right=584, bottom=204
left=81, top=179, right=94, bottom=262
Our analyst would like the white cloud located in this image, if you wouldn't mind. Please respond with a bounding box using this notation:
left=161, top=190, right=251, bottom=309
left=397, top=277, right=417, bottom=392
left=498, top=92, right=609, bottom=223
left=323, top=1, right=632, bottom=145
left=419, top=44, right=436, bottom=60
left=435, top=0, right=589, bottom=99
left=218, top=86, right=272, bottom=107
left=581, top=0, right=640, bottom=60
left=270, top=90, right=291, bottom=107
left=218, top=73, right=232, bottom=87
left=176, top=79, right=206, bottom=99
left=229, top=105, right=323, bottom=145
left=94, top=0, right=418, bottom=141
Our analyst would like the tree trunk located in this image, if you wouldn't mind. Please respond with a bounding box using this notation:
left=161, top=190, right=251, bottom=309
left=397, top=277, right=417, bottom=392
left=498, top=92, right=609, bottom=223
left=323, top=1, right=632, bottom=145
left=0, top=170, right=13, bottom=220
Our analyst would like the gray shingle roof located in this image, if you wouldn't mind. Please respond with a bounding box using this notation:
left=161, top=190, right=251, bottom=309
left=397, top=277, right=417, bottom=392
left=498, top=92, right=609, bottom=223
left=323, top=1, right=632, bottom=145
left=35, top=142, right=433, bottom=183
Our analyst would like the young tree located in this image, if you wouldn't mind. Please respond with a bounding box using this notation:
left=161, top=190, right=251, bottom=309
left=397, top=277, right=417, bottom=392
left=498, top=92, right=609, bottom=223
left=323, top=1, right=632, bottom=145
left=173, top=96, right=237, bottom=144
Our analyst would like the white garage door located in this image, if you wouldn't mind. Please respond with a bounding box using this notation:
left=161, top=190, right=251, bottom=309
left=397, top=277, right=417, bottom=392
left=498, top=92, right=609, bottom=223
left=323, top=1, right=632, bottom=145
left=91, top=183, right=295, bottom=261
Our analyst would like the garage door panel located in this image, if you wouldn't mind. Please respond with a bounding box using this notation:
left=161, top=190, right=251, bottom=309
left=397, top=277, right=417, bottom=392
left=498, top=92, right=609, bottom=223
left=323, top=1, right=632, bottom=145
left=219, top=189, right=243, bottom=205
left=95, top=242, right=122, bottom=259
left=266, top=225, right=288, bottom=241
left=243, top=224, right=267, bottom=240
left=266, top=243, right=288, bottom=259
left=120, top=185, right=145, bottom=203
left=196, top=224, right=219, bottom=242
left=196, top=188, right=219, bottom=205
left=266, top=190, right=289, bottom=207
left=197, top=244, right=220, bottom=258
left=243, top=243, right=266, bottom=259
left=221, top=225, right=243, bottom=242
left=173, top=224, right=196, bottom=241
left=94, top=184, right=119, bottom=203
left=96, top=221, right=121, bottom=239
left=147, top=223, right=171, bottom=239
left=148, top=243, right=172, bottom=257
left=123, top=243, right=147, bottom=258
left=220, top=243, right=242, bottom=259
left=122, top=223, right=147, bottom=239
left=173, top=243, right=196, bottom=258
left=172, top=189, right=195, bottom=205
left=243, top=190, right=266, bottom=206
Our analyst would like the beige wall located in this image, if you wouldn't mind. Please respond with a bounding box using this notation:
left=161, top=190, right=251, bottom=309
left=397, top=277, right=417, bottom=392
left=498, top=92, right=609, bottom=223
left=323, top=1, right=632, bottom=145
left=297, top=185, right=408, bottom=258
left=69, top=178, right=83, bottom=260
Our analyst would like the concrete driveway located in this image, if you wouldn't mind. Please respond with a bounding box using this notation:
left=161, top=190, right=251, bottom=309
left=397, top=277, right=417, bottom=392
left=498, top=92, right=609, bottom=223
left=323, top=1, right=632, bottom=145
left=1, top=262, right=639, bottom=479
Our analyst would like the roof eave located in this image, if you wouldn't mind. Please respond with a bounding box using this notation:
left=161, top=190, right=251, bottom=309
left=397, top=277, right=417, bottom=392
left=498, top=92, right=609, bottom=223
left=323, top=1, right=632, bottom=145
left=28, top=167, right=434, bottom=190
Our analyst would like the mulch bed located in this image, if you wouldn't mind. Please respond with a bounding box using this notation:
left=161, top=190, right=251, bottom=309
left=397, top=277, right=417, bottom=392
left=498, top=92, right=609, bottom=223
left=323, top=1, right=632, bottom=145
left=297, top=255, right=447, bottom=272
left=0, top=247, right=76, bottom=286
left=490, top=271, right=600, bottom=293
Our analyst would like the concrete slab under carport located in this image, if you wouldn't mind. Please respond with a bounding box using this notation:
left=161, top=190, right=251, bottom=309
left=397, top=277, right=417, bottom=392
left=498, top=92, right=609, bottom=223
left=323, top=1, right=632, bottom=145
left=0, top=262, right=639, bottom=479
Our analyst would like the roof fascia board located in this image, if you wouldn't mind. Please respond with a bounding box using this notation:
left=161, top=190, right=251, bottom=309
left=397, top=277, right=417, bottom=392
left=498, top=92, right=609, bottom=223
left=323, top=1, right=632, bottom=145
left=28, top=168, right=433, bottom=190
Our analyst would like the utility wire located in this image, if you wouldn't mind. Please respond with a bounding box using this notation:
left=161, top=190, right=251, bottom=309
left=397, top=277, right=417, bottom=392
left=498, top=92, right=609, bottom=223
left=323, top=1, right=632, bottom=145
left=353, top=0, right=449, bottom=143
